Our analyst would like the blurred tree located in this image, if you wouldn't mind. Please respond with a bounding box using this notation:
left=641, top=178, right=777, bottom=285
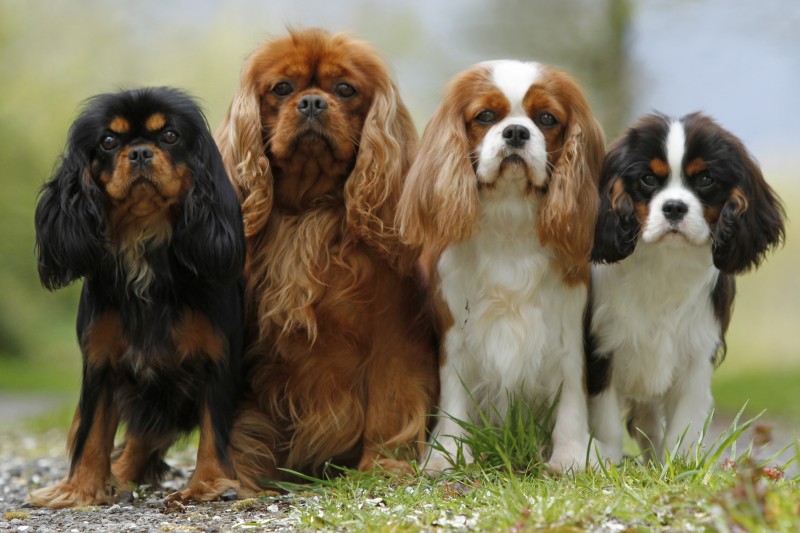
left=455, top=0, right=634, bottom=140
left=0, top=0, right=239, bottom=362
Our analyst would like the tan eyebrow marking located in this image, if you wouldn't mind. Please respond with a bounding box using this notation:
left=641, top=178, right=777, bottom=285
left=649, top=158, right=669, bottom=177
left=109, top=117, right=129, bottom=133
left=685, top=157, right=707, bottom=176
left=145, top=113, right=166, bottom=131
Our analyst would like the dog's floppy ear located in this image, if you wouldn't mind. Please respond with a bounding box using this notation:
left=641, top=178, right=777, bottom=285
left=591, top=138, right=640, bottom=264
left=711, top=141, right=785, bottom=274
left=215, top=82, right=273, bottom=241
left=537, top=107, right=604, bottom=279
left=345, top=77, right=419, bottom=272
left=34, top=138, right=106, bottom=291
left=172, top=125, right=246, bottom=285
left=396, top=88, right=480, bottom=260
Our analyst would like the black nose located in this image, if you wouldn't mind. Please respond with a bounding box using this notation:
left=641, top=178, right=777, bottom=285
left=297, top=94, right=329, bottom=118
left=662, top=200, right=689, bottom=222
left=128, top=146, right=154, bottom=164
left=502, top=124, right=530, bottom=148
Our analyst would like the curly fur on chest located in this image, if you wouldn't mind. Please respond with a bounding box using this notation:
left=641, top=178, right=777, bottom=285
left=246, top=204, right=377, bottom=345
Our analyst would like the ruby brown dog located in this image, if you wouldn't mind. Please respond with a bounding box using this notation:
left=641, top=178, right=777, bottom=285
left=216, top=28, right=438, bottom=489
left=31, top=88, right=246, bottom=507
left=397, top=60, right=604, bottom=474
left=586, top=112, right=785, bottom=463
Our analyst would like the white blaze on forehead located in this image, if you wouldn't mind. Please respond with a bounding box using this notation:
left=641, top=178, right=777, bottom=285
left=484, top=60, right=542, bottom=114
left=665, top=120, right=686, bottom=186
left=641, top=118, right=710, bottom=246
left=474, top=60, right=548, bottom=188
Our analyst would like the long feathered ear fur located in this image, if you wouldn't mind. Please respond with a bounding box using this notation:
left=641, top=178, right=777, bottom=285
left=537, top=97, right=604, bottom=280
left=215, top=82, right=273, bottom=241
left=591, top=139, right=640, bottom=264
left=711, top=141, right=785, bottom=274
left=34, top=145, right=106, bottom=291
left=345, top=80, right=419, bottom=271
left=396, top=97, right=480, bottom=260
left=172, top=125, right=246, bottom=285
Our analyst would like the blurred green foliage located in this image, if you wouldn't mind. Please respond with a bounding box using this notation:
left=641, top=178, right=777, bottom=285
left=0, top=1, right=247, bottom=376
left=714, top=367, right=800, bottom=422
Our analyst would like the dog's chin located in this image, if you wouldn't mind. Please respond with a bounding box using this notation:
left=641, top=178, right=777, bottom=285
left=105, top=171, right=155, bottom=201
left=295, top=128, right=333, bottom=148
left=478, top=155, right=539, bottom=191
left=124, top=178, right=165, bottom=204
left=500, top=154, right=525, bottom=170
left=281, top=126, right=345, bottom=159
left=132, top=169, right=180, bottom=195
left=130, top=175, right=155, bottom=188
left=644, top=226, right=708, bottom=247
left=660, top=229, right=689, bottom=244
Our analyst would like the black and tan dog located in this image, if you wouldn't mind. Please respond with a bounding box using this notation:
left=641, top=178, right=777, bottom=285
left=31, top=88, right=246, bottom=507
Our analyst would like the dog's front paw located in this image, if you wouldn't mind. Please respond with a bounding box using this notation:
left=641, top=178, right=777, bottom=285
left=165, top=477, right=240, bottom=504
left=422, top=449, right=458, bottom=477
left=28, top=477, right=121, bottom=509
left=546, top=440, right=596, bottom=474
left=357, top=454, right=415, bottom=475
left=590, top=439, right=623, bottom=466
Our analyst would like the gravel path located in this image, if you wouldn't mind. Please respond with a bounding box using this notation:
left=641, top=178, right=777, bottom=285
left=0, top=427, right=310, bottom=532
left=0, top=388, right=313, bottom=533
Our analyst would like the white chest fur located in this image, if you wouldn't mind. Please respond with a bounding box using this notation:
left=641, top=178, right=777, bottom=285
left=427, top=175, right=593, bottom=474
left=438, top=186, right=586, bottom=409
left=591, top=240, right=721, bottom=400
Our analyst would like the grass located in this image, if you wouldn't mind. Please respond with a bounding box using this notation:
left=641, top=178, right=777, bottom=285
left=0, top=283, right=82, bottom=393
left=244, top=400, right=800, bottom=532
left=280, top=462, right=799, bottom=532
left=714, top=367, right=800, bottom=422
left=0, top=353, right=79, bottom=393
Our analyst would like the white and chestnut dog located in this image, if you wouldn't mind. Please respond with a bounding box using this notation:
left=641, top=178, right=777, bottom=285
left=398, top=60, right=604, bottom=473
left=587, top=112, right=785, bottom=463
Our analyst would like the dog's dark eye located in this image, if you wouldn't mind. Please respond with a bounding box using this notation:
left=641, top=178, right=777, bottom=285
left=695, top=172, right=715, bottom=190
left=161, top=130, right=179, bottom=144
left=475, top=110, right=496, bottom=125
left=640, top=174, right=659, bottom=191
left=100, top=135, right=120, bottom=151
left=272, top=82, right=293, bottom=97
left=535, top=112, right=558, bottom=129
left=334, top=83, right=356, bottom=98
